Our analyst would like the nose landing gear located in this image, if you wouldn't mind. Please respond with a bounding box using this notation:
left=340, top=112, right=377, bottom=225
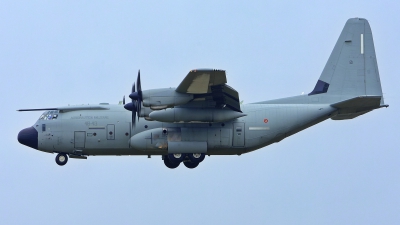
left=55, top=153, right=68, bottom=166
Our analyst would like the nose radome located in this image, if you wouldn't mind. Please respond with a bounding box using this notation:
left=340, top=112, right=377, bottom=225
left=18, top=127, right=38, bottom=150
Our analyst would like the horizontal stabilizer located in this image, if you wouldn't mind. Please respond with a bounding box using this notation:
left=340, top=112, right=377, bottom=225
left=331, top=96, right=381, bottom=109
left=330, top=96, right=388, bottom=120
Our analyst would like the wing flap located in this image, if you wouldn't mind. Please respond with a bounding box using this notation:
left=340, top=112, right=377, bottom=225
left=176, top=69, right=242, bottom=112
left=176, top=69, right=227, bottom=94
left=210, top=84, right=241, bottom=112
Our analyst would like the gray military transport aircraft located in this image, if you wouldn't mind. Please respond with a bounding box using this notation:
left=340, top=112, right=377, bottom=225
left=18, top=18, right=388, bottom=169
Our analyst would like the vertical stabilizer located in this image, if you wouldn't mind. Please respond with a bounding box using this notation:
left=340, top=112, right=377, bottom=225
left=310, top=18, right=384, bottom=105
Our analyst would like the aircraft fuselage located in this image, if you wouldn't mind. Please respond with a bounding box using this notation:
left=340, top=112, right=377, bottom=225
left=30, top=103, right=335, bottom=156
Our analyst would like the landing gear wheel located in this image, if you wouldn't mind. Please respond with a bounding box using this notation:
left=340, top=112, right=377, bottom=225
left=168, top=153, right=185, bottom=163
left=55, top=153, right=68, bottom=166
left=188, top=153, right=205, bottom=163
left=184, top=161, right=199, bottom=169
left=163, top=156, right=180, bottom=169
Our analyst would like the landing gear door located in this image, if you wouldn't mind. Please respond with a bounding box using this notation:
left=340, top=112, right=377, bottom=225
left=233, top=123, right=245, bottom=147
left=74, top=131, right=86, bottom=149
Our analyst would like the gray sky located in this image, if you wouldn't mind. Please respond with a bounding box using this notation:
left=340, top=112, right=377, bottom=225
left=1, top=1, right=399, bottom=224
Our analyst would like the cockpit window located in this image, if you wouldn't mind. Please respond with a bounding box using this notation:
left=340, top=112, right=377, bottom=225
left=39, top=110, right=59, bottom=120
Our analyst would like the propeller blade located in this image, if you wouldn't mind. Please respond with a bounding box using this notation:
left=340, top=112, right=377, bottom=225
left=137, top=70, right=141, bottom=93
left=132, top=109, right=136, bottom=128
left=122, top=96, right=125, bottom=105
left=124, top=101, right=137, bottom=127
left=136, top=70, right=143, bottom=122
left=125, top=70, right=144, bottom=128
left=137, top=100, right=141, bottom=121
left=129, top=83, right=139, bottom=100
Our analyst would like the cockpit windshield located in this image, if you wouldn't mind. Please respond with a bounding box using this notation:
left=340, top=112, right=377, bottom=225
left=39, top=110, right=59, bottom=120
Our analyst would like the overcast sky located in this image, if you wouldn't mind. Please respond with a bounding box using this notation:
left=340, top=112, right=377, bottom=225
left=1, top=1, right=399, bottom=224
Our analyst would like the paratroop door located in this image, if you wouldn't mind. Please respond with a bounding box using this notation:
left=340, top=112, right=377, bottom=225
left=74, top=131, right=86, bottom=149
left=233, top=123, right=245, bottom=147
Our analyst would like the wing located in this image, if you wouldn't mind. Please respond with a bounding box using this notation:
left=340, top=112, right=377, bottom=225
left=176, top=69, right=242, bottom=112
left=18, top=105, right=110, bottom=112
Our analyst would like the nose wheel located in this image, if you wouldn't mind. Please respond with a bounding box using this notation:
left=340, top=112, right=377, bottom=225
left=55, top=153, right=68, bottom=166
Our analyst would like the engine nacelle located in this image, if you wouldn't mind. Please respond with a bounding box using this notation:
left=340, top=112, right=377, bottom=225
left=148, top=108, right=246, bottom=123
left=142, top=88, right=193, bottom=110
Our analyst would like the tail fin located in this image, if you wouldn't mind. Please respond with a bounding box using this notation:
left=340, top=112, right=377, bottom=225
left=310, top=18, right=385, bottom=105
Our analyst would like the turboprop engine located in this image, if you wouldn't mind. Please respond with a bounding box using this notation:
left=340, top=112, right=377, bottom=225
left=124, top=70, right=195, bottom=126
left=148, top=108, right=246, bottom=123
left=124, top=69, right=243, bottom=127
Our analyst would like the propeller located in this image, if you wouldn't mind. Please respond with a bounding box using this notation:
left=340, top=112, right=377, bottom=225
left=124, top=70, right=143, bottom=127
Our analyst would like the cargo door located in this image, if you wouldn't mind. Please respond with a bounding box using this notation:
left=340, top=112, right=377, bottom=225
left=74, top=131, right=86, bottom=149
left=233, top=123, right=245, bottom=147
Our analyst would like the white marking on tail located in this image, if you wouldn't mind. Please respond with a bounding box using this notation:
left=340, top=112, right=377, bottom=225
left=361, top=34, right=364, bottom=54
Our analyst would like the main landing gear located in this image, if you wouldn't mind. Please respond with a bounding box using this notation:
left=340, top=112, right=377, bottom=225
left=55, top=153, right=68, bottom=166
left=163, top=153, right=205, bottom=169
